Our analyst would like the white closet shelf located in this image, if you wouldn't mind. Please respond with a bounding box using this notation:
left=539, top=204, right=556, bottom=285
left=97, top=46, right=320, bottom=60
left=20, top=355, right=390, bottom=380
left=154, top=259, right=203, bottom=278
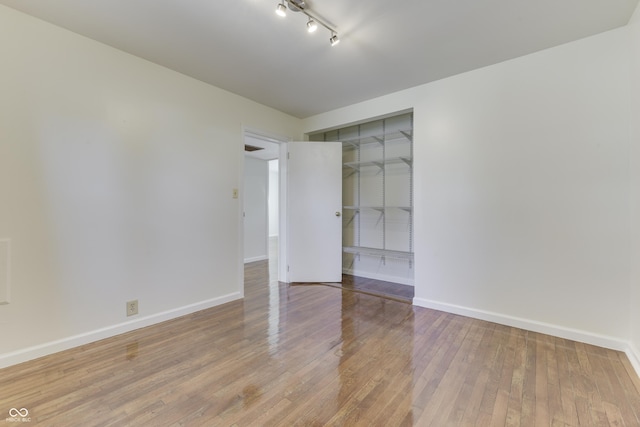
left=343, top=156, right=412, bottom=171
left=342, top=129, right=413, bottom=148
left=343, top=206, right=412, bottom=212
left=343, top=246, right=414, bottom=261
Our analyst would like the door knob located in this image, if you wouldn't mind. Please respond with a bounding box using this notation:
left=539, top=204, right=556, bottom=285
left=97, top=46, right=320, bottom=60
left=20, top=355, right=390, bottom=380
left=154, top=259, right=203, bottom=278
left=335, top=211, right=341, bottom=217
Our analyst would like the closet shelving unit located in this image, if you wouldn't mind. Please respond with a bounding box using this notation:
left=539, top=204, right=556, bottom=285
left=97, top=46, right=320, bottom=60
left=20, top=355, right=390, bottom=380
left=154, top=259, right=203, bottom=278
left=310, top=112, right=414, bottom=284
left=340, top=124, right=414, bottom=267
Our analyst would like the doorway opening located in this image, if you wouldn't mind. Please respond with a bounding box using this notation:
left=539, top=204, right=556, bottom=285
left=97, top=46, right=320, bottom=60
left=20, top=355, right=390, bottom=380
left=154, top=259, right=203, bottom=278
left=242, top=130, right=287, bottom=285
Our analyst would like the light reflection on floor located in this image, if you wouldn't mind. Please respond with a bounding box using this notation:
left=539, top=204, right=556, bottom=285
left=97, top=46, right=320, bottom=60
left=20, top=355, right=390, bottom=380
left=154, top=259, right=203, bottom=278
left=268, top=236, right=279, bottom=354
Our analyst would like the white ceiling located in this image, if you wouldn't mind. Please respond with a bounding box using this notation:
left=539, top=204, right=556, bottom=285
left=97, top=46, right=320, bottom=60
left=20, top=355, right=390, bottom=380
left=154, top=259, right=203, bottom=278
left=1, top=0, right=638, bottom=118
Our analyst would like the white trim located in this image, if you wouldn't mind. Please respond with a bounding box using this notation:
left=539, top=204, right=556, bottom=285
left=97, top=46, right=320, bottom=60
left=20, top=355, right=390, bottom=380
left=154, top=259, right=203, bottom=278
left=413, top=297, right=629, bottom=352
left=238, top=127, right=246, bottom=299
left=626, top=343, right=640, bottom=380
left=244, top=255, right=268, bottom=263
left=0, top=292, right=241, bottom=369
left=278, top=142, right=289, bottom=283
left=243, top=128, right=292, bottom=145
left=342, top=268, right=414, bottom=286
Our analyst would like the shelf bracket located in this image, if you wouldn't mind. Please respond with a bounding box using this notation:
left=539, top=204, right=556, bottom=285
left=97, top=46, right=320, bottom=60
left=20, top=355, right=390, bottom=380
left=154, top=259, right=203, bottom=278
left=345, top=212, right=357, bottom=226
left=343, top=169, right=358, bottom=179
left=347, top=254, right=356, bottom=270
left=400, top=130, right=413, bottom=141
left=375, top=212, right=384, bottom=226
left=344, top=141, right=358, bottom=149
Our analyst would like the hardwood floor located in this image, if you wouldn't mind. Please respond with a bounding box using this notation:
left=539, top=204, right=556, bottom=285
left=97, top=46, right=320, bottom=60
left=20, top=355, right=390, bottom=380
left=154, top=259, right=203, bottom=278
left=1, top=260, right=640, bottom=426
left=313, top=274, right=414, bottom=304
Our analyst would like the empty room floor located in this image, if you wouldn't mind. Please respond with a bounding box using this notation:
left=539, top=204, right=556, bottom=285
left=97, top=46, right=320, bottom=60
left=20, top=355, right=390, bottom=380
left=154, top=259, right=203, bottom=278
left=1, top=260, right=640, bottom=425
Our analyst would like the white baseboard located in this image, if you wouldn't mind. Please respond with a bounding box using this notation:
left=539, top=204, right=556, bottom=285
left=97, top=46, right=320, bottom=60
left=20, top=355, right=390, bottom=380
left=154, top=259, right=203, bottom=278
left=342, top=268, right=414, bottom=286
left=244, top=255, right=268, bottom=263
left=413, top=297, right=630, bottom=354
left=626, top=343, right=640, bottom=380
left=0, top=292, right=241, bottom=369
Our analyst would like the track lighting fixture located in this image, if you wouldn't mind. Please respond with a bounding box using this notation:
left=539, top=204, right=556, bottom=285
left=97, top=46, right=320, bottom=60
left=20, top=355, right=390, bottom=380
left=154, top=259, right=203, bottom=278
left=306, top=18, right=318, bottom=33
left=274, top=0, right=339, bottom=46
left=329, top=32, right=340, bottom=46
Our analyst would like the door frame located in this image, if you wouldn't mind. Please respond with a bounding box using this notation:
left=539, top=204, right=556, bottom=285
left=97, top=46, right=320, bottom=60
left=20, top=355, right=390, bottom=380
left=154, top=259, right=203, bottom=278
left=240, top=127, right=291, bottom=292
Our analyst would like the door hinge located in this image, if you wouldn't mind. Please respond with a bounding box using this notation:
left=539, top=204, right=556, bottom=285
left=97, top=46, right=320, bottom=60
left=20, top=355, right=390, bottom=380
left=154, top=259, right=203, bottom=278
left=287, top=152, right=290, bottom=159
left=287, top=265, right=290, bottom=272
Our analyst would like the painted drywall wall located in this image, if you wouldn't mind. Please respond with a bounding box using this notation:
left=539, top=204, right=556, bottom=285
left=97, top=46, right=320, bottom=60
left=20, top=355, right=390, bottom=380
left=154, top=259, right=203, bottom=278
left=0, top=5, right=302, bottom=367
left=629, top=3, right=640, bottom=370
left=244, top=157, right=269, bottom=263
left=303, top=26, right=633, bottom=349
left=415, top=29, right=632, bottom=346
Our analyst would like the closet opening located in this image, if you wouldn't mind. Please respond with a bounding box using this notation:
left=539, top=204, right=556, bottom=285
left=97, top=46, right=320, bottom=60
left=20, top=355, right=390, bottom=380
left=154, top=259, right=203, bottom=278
left=308, top=111, right=414, bottom=302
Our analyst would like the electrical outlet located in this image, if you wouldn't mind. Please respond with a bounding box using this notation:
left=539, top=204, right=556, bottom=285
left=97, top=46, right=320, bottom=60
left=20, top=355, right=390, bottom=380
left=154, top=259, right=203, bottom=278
left=126, top=300, right=138, bottom=316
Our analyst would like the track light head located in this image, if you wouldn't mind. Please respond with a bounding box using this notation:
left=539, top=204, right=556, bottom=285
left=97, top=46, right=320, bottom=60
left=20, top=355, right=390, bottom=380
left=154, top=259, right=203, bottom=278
left=306, top=18, right=318, bottom=33
left=275, top=1, right=339, bottom=47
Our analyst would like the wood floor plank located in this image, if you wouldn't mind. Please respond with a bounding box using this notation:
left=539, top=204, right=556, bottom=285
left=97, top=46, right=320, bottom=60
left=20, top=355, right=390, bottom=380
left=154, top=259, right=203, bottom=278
left=1, top=259, right=640, bottom=426
left=533, top=335, right=550, bottom=427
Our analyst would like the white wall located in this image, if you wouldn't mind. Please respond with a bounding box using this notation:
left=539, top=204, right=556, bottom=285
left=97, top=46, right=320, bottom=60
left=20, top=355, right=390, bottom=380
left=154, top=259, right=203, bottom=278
left=0, top=5, right=302, bottom=367
left=628, top=3, right=640, bottom=371
left=244, top=157, right=268, bottom=262
left=303, top=26, right=634, bottom=352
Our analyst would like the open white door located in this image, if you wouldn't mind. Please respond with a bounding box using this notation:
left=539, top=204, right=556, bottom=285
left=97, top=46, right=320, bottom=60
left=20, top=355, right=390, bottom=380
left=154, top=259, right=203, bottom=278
left=287, top=141, right=342, bottom=283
